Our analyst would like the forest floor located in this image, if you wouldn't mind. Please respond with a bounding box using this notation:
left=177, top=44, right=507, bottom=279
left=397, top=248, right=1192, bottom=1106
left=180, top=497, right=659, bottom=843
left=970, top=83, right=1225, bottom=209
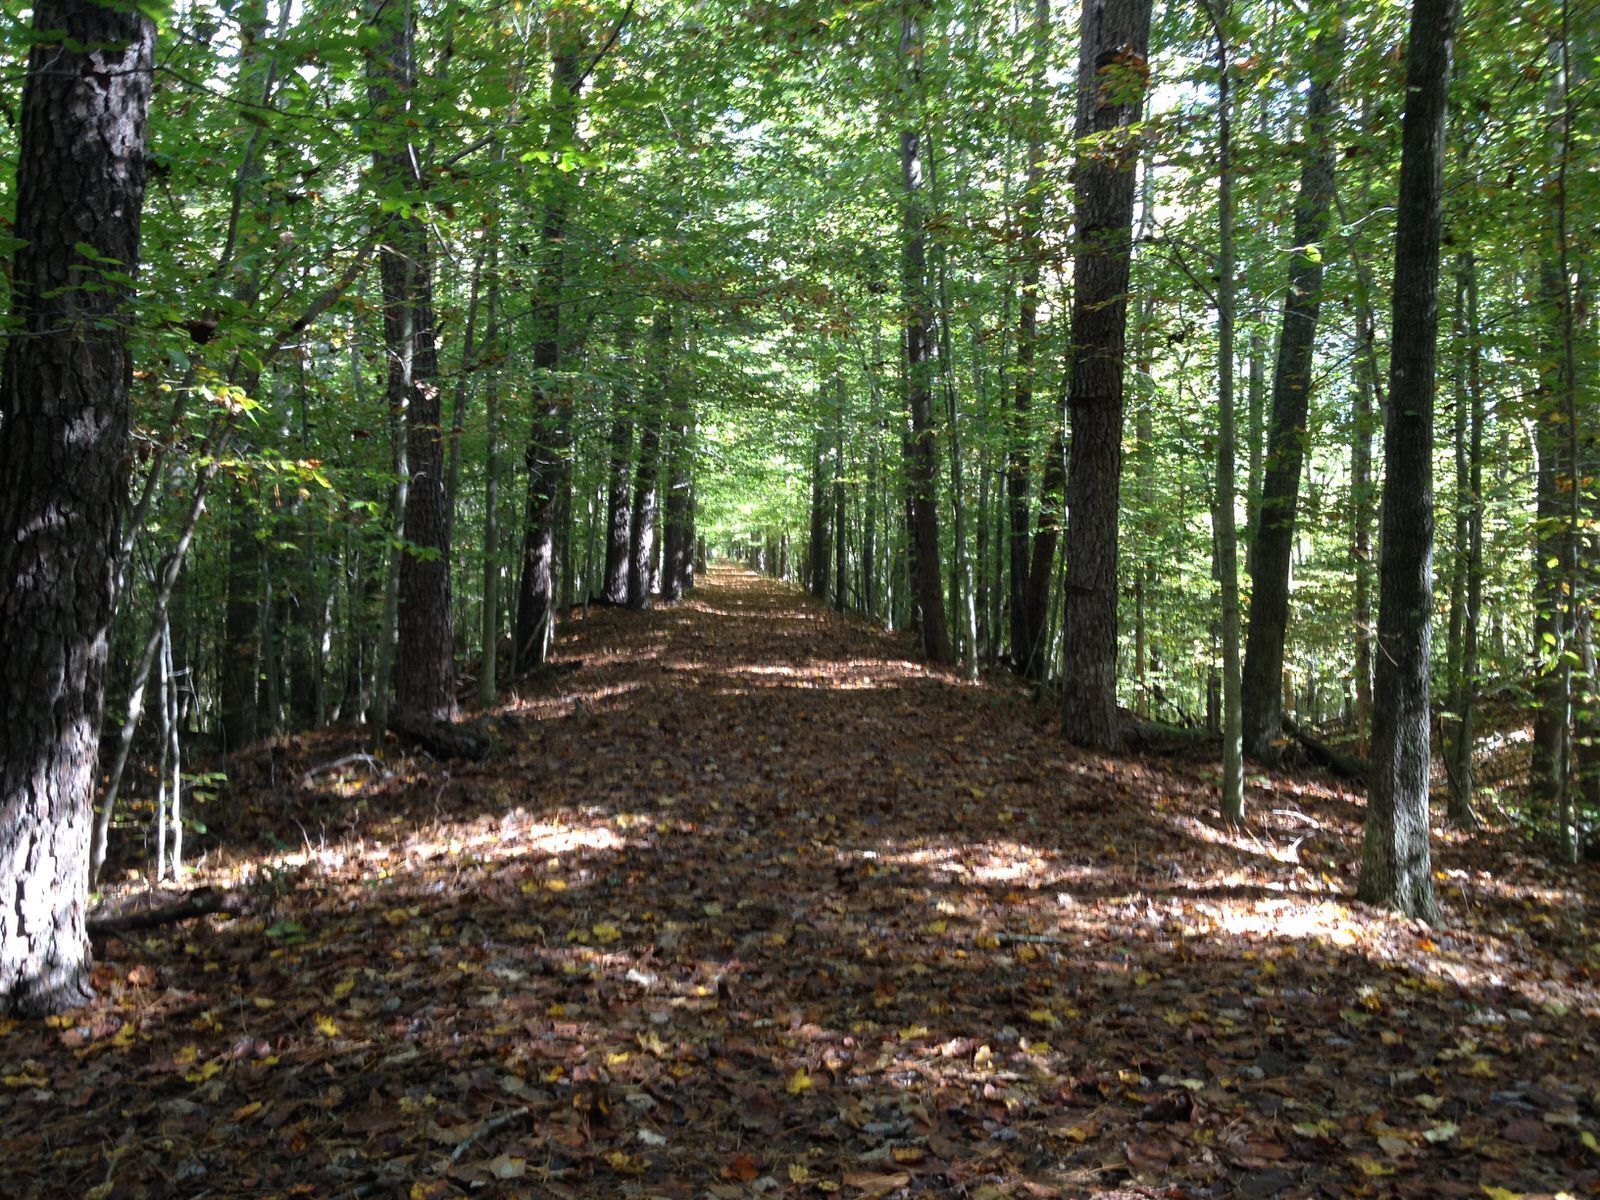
left=5, top=566, right=1599, bottom=1200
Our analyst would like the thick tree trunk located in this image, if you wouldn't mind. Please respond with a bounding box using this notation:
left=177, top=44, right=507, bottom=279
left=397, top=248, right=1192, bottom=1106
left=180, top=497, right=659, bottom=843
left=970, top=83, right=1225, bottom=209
left=371, top=2, right=454, bottom=721
left=514, top=44, right=583, bottom=673
left=1358, top=0, right=1456, bottom=923
left=899, top=9, right=954, bottom=665
left=1059, top=0, right=1153, bottom=749
left=1240, top=30, right=1341, bottom=759
left=601, top=314, right=637, bottom=606
left=0, top=0, right=155, bottom=1016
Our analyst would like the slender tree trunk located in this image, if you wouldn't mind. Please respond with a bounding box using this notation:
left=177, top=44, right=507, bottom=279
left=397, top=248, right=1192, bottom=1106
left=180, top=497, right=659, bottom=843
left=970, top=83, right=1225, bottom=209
left=1358, top=0, right=1456, bottom=923
left=1212, top=6, right=1245, bottom=823
left=1008, top=0, right=1050, bottom=675
left=661, top=341, right=695, bottom=603
left=628, top=309, right=672, bottom=611
left=0, top=0, right=155, bottom=1016
left=1240, top=28, right=1341, bottom=759
left=602, top=314, right=637, bottom=605
left=808, top=407, right=831, bottom=600
left=477, top=244, right=504, bottom=707
left=1446, top=252, right=1481, bottom=828
left=833, top=371, right=849, bottom=613
left=1060, top=0, right=1154, bottom=749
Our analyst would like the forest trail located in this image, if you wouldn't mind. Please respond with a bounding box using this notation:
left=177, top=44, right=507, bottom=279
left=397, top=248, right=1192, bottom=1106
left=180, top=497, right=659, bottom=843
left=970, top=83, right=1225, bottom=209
left=7, top=565, right=1599, bottom=1199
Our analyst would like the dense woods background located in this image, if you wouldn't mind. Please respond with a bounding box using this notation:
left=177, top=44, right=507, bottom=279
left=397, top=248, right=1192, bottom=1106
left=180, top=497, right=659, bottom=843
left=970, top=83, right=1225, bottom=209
left=0, top=0, right=1597, bottom=1016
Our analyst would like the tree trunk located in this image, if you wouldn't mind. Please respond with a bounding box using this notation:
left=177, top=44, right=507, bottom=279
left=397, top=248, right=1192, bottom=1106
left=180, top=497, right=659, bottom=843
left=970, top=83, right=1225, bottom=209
left=0, top=0, right=155, bottom=1016
left=601, top=314, right=637, bottom=605
left=478, top=243, right=504, bottom=708
left=1240, top=28, right=1341, bottom=759
left=808, top=409, right=831, bottom=600
left=1008, top=0, right=1051, bottom=675
left=1446, top=252, right=1481, bottom=828
left=515, top=43, right=583, bottom=674
left=370, top=0, right=454, bottom=721
left=1358, top=0, right=1456, bottom=923
left=661, top=337, right=695, bottom=603
left=628, top=309, right=672, bottom=611
left=899, top=8, right=954, bottom=665
left=1212, top=7, right=1245, bottom=823
left=1059, top=0, right=1154, bottom=749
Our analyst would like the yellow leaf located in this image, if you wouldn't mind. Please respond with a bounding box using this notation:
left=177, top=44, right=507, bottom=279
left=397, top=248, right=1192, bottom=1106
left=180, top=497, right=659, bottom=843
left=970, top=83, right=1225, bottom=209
left=974, top=932, right=1000, bottom=949
left=1349, top=1156, right=1394, bottom=1177
left=925, top=919, right=948, bottom=934
left=0, top=1018, right=18, bottom=1038
left=232, top=1100, right=265, bottom=1120
left=184, top=1058, right=223, bottom=1083
left=786, top=1067, right=814, bottom=1095
left=252, top=996, right=276, bottom=1009
left=592, top=922, right=622, bottom=944
left=2, top=1064, right=48, bottom=1088
left=1027, top=1008, right=1059, bottom=1027
left=1480, top=1188, right=1522, bottom=1200
left=1582, top=1131, right=1599, bottom=1153
left=333, top=975, right=356, bottom=999
left=313, top=1013, right=340, bottom=1038
left=173, top=1043, right=200, bottom=1067
left=604, top=1150, right=647, bottom=1175
left=788, top=1162, right=810, bottom=1183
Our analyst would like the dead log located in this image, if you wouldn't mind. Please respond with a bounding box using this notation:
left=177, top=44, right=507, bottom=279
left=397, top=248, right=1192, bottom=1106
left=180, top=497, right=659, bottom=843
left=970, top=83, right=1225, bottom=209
left=87, top=887, right=245, bottom=937
left=388, top=711, right=495, bottom=761
left=1283, top=717, right=1368, bottom=782
left=1120, top=716, right=1218, bottom=755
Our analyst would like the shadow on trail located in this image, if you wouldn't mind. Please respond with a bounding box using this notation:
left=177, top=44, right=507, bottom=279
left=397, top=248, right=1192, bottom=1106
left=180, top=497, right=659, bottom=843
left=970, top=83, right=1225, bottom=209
left=24, top=566, right=1597, bottom=1199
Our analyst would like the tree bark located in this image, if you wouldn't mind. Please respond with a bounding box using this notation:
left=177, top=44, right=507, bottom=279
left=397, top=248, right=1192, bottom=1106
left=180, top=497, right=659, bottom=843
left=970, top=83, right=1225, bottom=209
left=1211, top=5, right=1245, bottom=823
left=899, top=7, right=954, bottom=666
left=1358, top=0, right=1456, bottom=923
left=370, top=0, right=455, bottom=721
left=628, top=309, right=672, bottom=611
left=1060, top=0, right=1153, bottom=749
left=1240, top=28, right=1341, bottom=759
left=0, top=0, right=155, bottom=1016
left=601, top=314, right=637, bottom=606
left=1008, top=0, right=1050, bottom=676
left=515, top=42, right=583, bottom=673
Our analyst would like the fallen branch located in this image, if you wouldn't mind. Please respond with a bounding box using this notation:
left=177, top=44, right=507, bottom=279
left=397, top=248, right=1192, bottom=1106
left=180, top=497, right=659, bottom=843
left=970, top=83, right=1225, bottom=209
left=87, top=887, right=245, bottom=937
left=301, top=753, right=386, bottom=788
left=447, top=1106, right=530, bottom=1168
left=995, top=932, right=1076, bottom=947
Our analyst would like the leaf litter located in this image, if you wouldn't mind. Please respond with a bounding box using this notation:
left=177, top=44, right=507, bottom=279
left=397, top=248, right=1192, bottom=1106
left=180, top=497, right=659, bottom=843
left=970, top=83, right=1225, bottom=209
left=3, top=566, right=1597, bottom=1199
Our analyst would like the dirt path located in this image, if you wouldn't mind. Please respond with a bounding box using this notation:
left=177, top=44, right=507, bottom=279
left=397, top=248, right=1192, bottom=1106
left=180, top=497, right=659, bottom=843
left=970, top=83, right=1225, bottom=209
left=4, top=566, right=1597, bottom=1198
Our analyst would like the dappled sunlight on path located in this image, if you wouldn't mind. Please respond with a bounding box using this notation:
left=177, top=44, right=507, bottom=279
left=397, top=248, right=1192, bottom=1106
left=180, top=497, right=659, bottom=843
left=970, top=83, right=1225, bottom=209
left=5, top=565, right=1598, bottom=1198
